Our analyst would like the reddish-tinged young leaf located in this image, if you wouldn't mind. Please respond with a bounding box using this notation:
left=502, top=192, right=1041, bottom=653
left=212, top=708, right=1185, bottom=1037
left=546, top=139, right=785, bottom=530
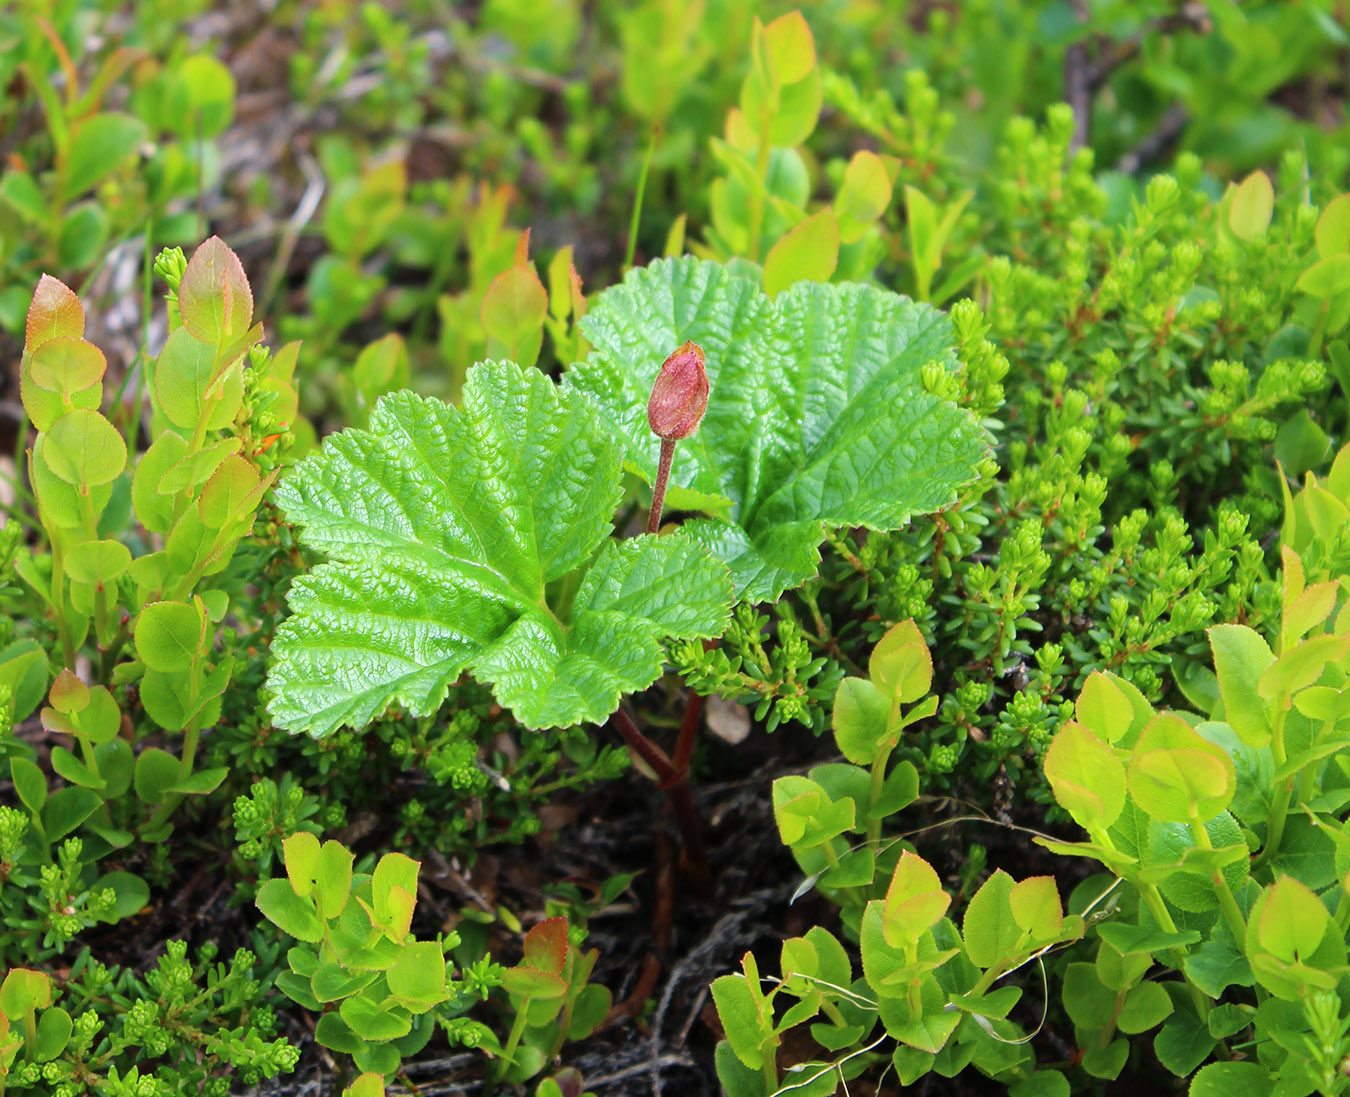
left=882, top=850, right=949, bottom=948
left=49, top=668, right=90, bottom=715
left=481, top=254, right=548, bottom=369
left=25, top=274, right=84, bottom=352
left=523, top=916, right=569, bottom=976
left=178, top=236, right=254, bottom=346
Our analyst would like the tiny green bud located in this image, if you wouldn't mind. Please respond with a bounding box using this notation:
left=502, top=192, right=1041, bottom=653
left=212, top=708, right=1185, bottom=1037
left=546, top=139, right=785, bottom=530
left=647, top=341, right=708, bottom=441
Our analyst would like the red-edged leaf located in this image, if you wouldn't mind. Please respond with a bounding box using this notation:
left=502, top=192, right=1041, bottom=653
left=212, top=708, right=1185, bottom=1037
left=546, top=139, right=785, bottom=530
left=178, top=236, right=254, bottom=346
left=523, top=916, right=569, bottom=976
left=26, top=274, right=84, bottom=352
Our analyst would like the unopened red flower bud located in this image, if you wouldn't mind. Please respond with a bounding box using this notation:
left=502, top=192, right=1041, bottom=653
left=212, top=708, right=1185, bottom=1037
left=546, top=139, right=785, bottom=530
left=647, top=341, right=708, bottom=441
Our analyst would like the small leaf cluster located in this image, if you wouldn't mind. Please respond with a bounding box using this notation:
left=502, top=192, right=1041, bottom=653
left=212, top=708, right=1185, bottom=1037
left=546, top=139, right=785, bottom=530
left=0, top=942, right=298, bottom=1096
left=715, top=534, right=1350, bottom=1092
left=770, top=621, right=930, bottom=910
left=1031, top=520, right=1350, bottom=1090
left=670, top=601, right=842, bottom=734
left=490, top=917, right=611, bottom=1087
left=740, top=126, right=1347, bottom=808
left=715, top=622, right=1082, bottom=1093
left=1, top=239, right=299, bottom=967
left=0, top=6, right=237, bottom=332
left=257, top=833, right=472, bottom=1078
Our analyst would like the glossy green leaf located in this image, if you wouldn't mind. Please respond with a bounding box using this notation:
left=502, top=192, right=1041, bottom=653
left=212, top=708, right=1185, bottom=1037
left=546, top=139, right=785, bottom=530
left=132, top=432, right=189, bottom=534
left=1116, top=982, right=1172, bottom=1034
left=316, top=839, right=355, bottom=921
left=1258, top=634, right=1349, bottom=700
left=1227, top=171, right=1273, bottom=241
left=763, top=208, right=839, bottom=297
left=372, top=852, right=419, bottom=940
left=267, top=359, right=731, bottom=736
left=31, top=436, right=112, bottom=527
left=344, top=1074, right=385, bottom=1097
left=199, top=454, right=262, bottom=529
left=1190, top=1061, right=1269, bottom=1097
left=65, top=539, right=131, bottom=586
left=34, top=1006, right=72, bottom=1061
left=63, top=113, right=148, bottom=200
left=870, top=619, right=932, bottom=703
left=500, top=965, right=568, bottom=1000
left=1062, top=962, right=1113, bottom=1030
left=882, top=851, right=949, bottom=949
left=1043, top=721, right=1126, bottom=831
left=711, top=972, right=769, bottom=1070
left=29, top=337, right=106, bottom=400
left=962, top=870, right=1020, bottom=969
left=10, top=756, right=47, bottom=816
left=0, top=641, right=48, bottom=723
left=1208, top=625, right=1274, bottom=747
left=1009, top=1072, right=1070, bottom=1097
left=1074, top=672, right=1133, bottom=744
left=154, top=327, right=244, bottom=431
left=387, top=941, right=446, bottom=1007
left=133, top=747, right=181, bottom=805
left=570, top=258, right=986, bottom=602
left=0, top=968, right=51, bottom=1017
left=1253, top=875, right=1328, bottom=963
left=1154, top=1012, right=1216, bottom=1077
left=1009, top=876, right=1063, bottom=940
left=256, top=878, right=324, bottom=943
left=339, top=994, right=412, bottom=1041
left=773, top=775, right=854, bottom=850
left=312, top=963, right=377, bottom=1003
left=134, top=600, right=204, bottom=672
left=50, top=746, right=101, bottom=789
left=831, top=677, right=890, bottom=764
left=284, top=832, right=322, bottom=898
left=1127, top=715, right=1235, bottom=823
left=1182, top=928, right=1252, bottom=998
left=43, top=409, right=126, bottom=489
left=43, top=786, right=101, bottom=841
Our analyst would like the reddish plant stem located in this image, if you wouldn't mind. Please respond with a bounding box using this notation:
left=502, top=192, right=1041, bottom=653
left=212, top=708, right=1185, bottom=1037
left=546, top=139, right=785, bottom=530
left=647, top=437, right=677, bottom=534
left=672, top=690, right=704, bottom=774
left=608, top=707, right=707, bottom=879
left=609, top=707, right=677, bottom=782
left=665, top=778, right=708, bottom=886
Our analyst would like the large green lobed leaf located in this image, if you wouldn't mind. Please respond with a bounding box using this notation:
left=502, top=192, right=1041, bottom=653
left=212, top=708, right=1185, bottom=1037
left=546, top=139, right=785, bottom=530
left=267, top=359, right=731, bottom=737
left=568, top=257, right=989, bottom=602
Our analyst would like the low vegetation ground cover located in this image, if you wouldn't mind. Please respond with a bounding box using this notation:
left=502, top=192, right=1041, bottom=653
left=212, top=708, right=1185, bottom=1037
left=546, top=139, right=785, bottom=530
left=3, top=2, right=1350, bottom=1095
